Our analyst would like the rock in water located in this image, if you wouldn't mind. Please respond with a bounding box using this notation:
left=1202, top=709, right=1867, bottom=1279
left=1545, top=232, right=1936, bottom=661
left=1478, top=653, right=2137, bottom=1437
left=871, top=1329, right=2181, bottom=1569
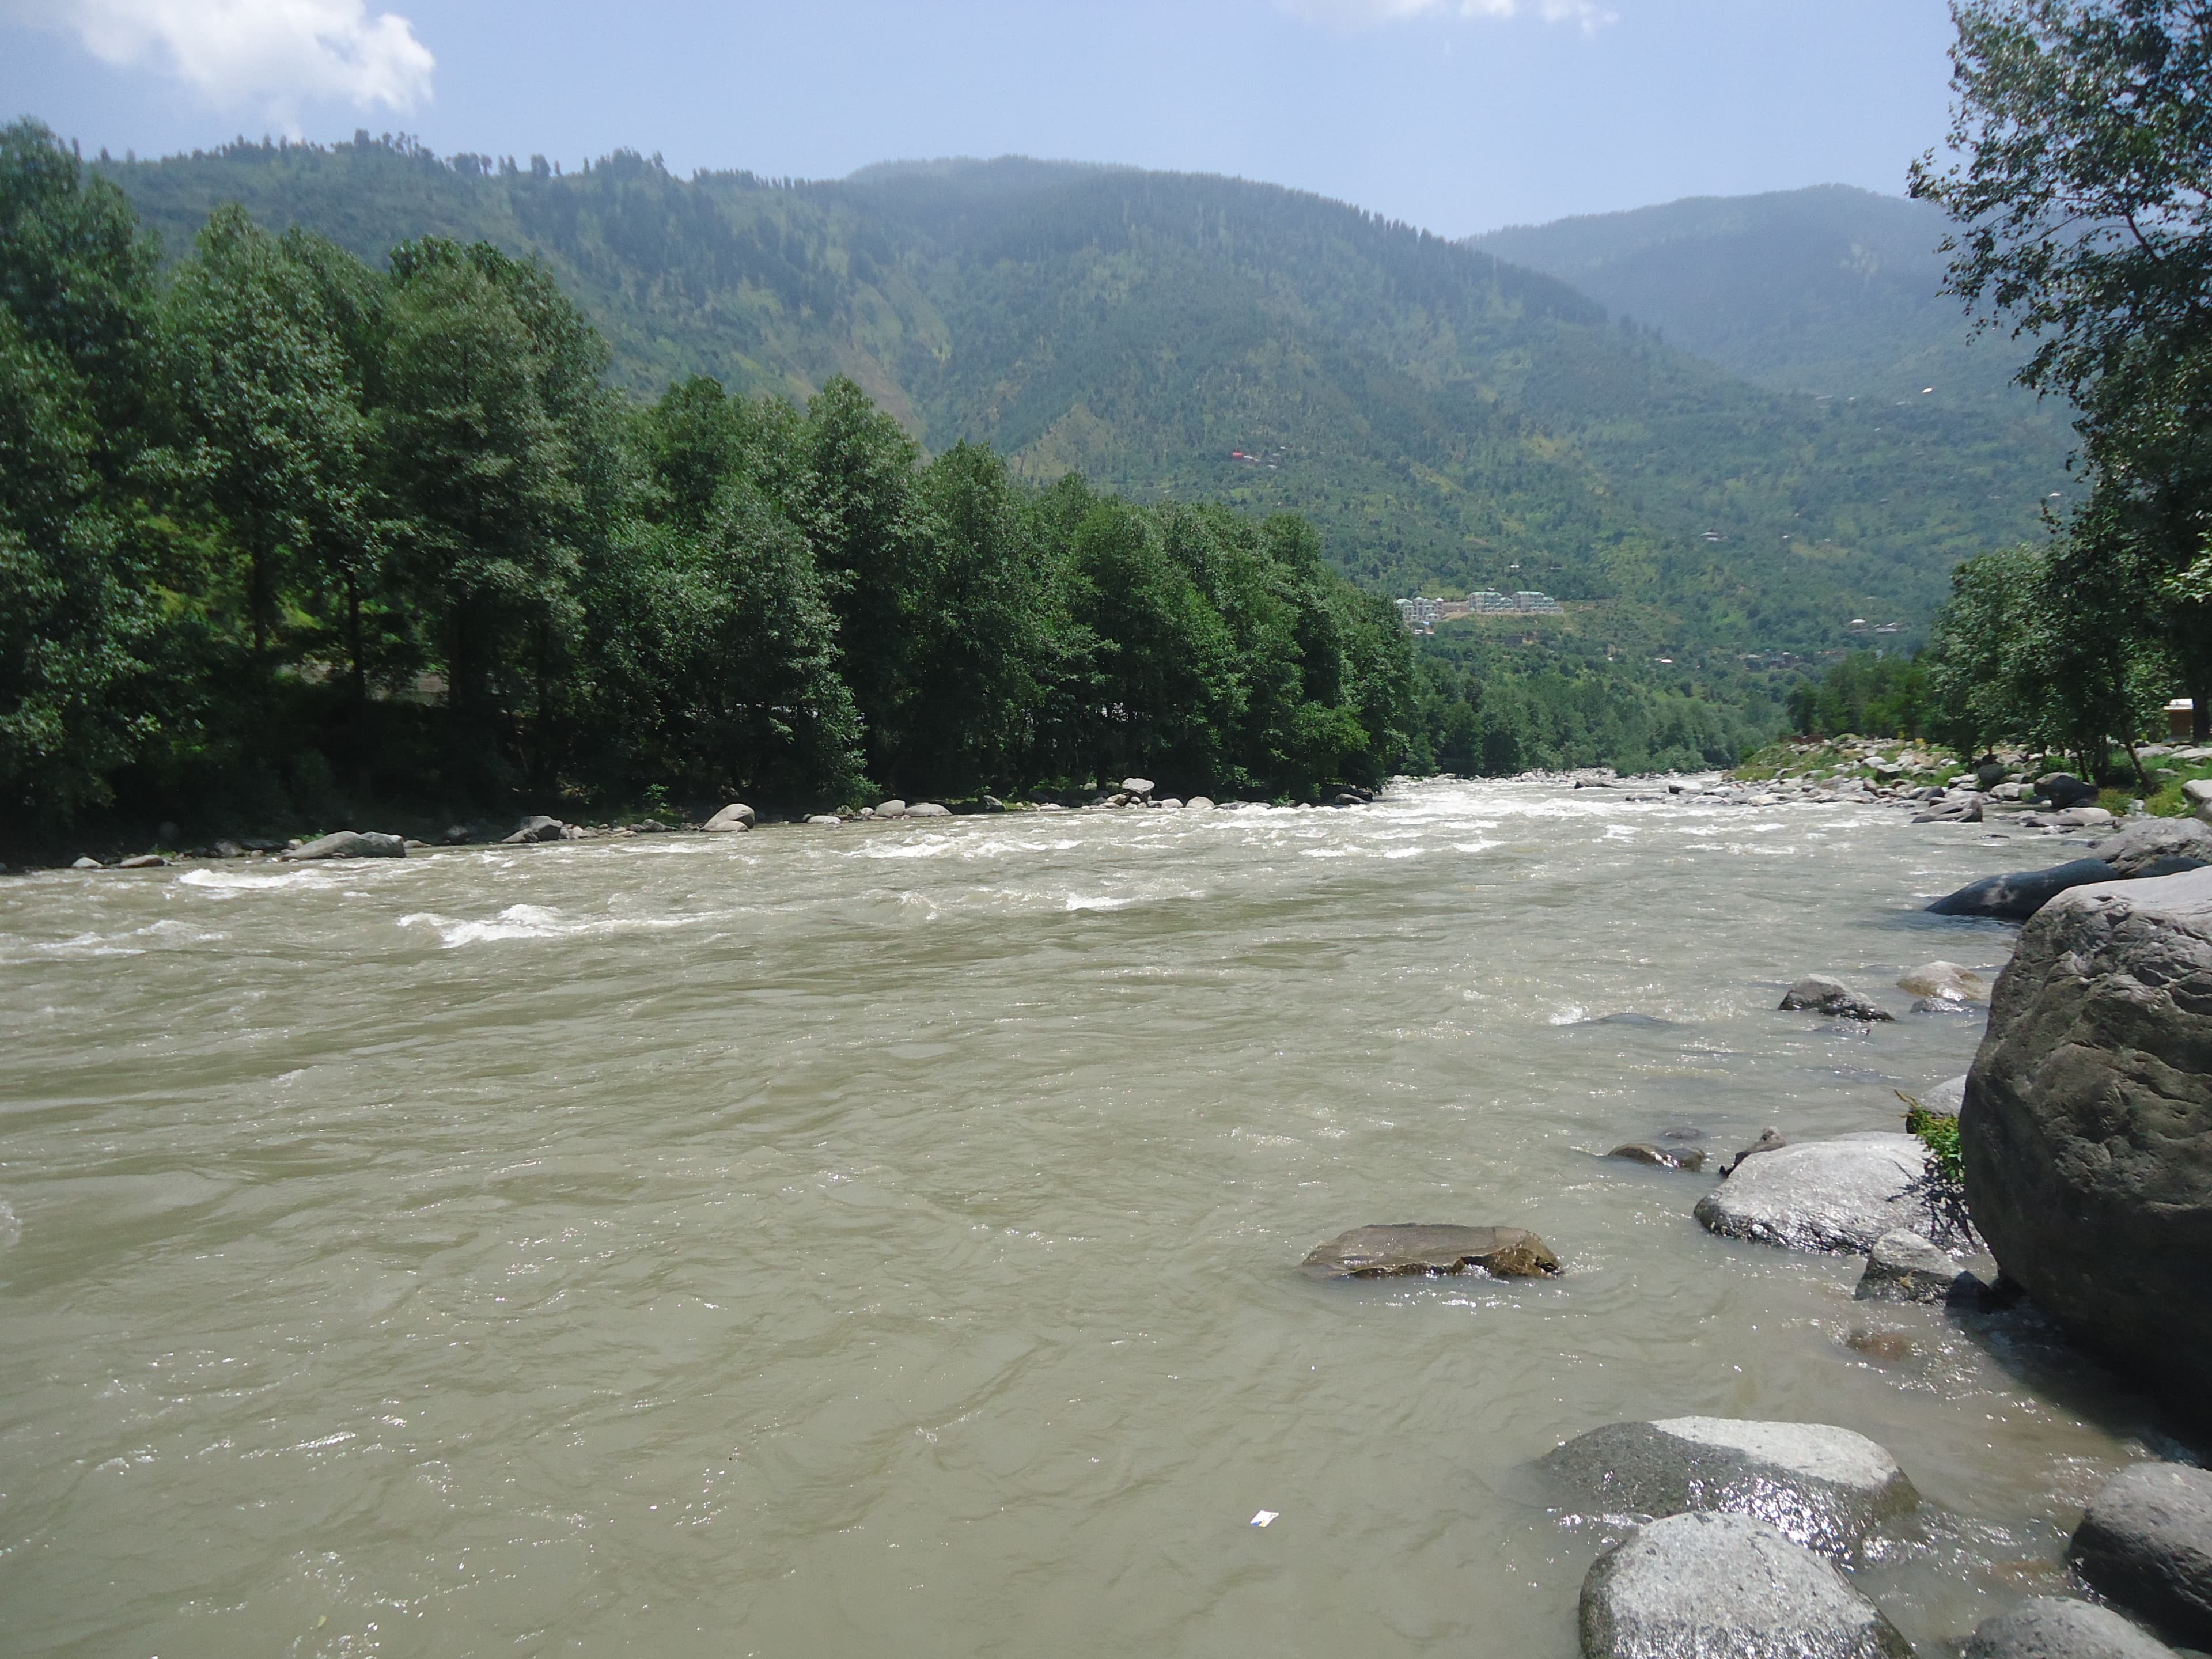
left=118, top=854, right=166, bottom=869
left=1962, top=868, right=2212, bottom=1422
left=1854, top=1229, right=1977, bottom=1304
left=805, top=815, right=842, bottom=827
left=1120, top=777, right=1154, bottom=797
left=1695, top=1133, right=1942, bottom=1252
left=703, top=802, right=755, bottom=832
left=873, top=800, right=908, bottom=819
left=1300, top=1224, right=1560, bottom=1278
left=502, top=815, right=568, bottom=844
left=1780, top=976, right=1895, bottom=1021
left=1964, top=1597, right=2179, bottom=1658
left=1544, top=1418, right=1916, bottom=1558
left=281, top=830, right=406, bottom=861
left=1578, top=1510, right=1911, bottom=1659
left=2092, top=817, right=2212, bottom=878
left=2069, top=1463, right=2212, bottom=1650
left=1608, top=1142, right=1707, bottom=1172
left=1184, top=796, right=1215, bottom=811
left=1928, top=859, right=2123, bottom=921
left=70, top=855, right=101, bottom=869
left=1723, top=1127, right=1787, bottom=1176
left=1899, top=960, right=1987, bottom=1004
left=906, top=802, right=952, bottom=817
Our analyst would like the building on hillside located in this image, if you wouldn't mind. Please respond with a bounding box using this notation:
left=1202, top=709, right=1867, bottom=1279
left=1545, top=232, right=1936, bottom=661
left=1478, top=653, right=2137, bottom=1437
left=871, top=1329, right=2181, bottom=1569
left=2169, top=698, right=2196, bottom=740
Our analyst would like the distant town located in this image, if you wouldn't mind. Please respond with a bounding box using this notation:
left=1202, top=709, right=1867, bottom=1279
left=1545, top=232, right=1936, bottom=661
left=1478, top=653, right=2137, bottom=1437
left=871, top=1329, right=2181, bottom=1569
left=1394, top=590, right=1565, bottom=632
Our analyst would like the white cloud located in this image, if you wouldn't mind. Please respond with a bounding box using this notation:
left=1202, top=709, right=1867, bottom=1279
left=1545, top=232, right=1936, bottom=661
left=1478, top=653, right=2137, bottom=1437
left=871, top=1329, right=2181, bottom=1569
left=1279, top=0, right=1616, bottom=33
left=18, top=0, right=434, bottom=127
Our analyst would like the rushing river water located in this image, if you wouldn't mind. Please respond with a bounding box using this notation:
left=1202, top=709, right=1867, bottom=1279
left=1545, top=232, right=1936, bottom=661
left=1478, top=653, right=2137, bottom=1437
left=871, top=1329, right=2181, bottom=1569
left=0, top=779, right=2175, bottom=1657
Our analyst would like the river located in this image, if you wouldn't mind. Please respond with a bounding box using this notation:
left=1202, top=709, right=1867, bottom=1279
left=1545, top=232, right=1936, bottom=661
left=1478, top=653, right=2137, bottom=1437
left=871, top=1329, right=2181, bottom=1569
left=0, top=779, right=2166, bottom=1657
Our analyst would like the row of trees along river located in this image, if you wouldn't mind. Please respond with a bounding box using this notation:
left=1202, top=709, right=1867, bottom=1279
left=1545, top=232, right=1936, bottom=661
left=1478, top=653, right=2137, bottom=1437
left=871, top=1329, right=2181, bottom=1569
left=2, top=120, right=1778, bottom=855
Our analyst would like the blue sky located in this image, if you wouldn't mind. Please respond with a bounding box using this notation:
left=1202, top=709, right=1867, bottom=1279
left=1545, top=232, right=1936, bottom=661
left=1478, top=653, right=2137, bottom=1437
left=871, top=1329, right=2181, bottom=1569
left=0, top=0, right=1961, bottom=235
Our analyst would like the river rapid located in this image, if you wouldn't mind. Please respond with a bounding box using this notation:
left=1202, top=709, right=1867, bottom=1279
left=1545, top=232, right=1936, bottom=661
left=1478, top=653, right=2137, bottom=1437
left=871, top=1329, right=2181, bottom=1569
left=0, top=778, right=2171, bottom=1657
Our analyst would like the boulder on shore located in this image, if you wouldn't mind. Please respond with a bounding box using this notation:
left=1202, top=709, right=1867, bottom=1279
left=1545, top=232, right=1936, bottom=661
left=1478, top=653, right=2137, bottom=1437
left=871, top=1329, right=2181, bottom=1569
left=1300, top=1224, right=1560, bottom=1279
left=2069, top=1463, right=2212, bottom=1650
left=281, top=830, right=406, bottom=861
left=1780, top=975, right=1895, bottom=1021
left=1928, top=859, right=2120, bottom=921
left=2040, top=772, right=2103, bottom=809
left=1964, top=1597, right=2177, bottom=1658
left=1577, top=1511, right=1911, bottom=1659
left=1961, top=867, right=2212, bottom=1425
left=1543, top=1417, right=1916, bottom=1558
left=1120, top=777, right=1154, bottom=797
left=703, top=802, right=755, bottom=833
left=873, top=799, right=908, bottom=819
left=1695, top=1132, right=1946, bottom=1253
left=2091, top=816, right=2212, bottom=878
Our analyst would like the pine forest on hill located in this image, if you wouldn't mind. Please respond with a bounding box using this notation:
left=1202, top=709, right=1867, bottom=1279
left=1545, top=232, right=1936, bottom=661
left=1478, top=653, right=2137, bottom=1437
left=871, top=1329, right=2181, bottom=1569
left=103, top=139, right=2073, bottom=665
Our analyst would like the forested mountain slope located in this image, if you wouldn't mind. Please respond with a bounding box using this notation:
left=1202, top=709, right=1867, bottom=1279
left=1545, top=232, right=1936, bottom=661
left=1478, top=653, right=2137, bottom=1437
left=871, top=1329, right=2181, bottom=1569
left=1472, top=184, right=2063, bottom=422
left=105, top=141, right=2070, bottom=657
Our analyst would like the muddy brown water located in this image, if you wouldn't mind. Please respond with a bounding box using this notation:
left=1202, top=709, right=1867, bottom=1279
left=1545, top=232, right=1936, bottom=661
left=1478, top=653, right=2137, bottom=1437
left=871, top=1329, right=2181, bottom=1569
left=0, top=780, right=2167, bottom=1656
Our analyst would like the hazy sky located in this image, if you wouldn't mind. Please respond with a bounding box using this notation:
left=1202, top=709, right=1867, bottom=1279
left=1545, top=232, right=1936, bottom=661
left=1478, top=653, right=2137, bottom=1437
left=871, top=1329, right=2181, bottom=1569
left=0, top=0, right=1963, bottom=235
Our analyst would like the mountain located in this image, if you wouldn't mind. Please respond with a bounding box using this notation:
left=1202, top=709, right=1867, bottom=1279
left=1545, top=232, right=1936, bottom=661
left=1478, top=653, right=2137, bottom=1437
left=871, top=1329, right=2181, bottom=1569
left=1471, top=184, right=2063, bottom=421
left=103, top=141, right=2073, bottom=659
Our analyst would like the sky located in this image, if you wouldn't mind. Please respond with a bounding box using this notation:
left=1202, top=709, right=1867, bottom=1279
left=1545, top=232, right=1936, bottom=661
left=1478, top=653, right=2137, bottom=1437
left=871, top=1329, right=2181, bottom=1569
left=0, top=0, right=1964, bottom=236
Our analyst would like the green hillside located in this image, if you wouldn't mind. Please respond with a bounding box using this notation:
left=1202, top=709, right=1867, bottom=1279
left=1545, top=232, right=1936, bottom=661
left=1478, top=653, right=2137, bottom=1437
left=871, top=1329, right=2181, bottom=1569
left=1471, top=184, right=2065, bottom=421
left=103, top=140, right=2071, bottom=660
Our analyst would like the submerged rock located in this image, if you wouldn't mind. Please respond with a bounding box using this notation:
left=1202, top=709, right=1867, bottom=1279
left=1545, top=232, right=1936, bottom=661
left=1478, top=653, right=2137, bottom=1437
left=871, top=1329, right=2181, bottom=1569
left=1928, top=859, right=2121, bottom=921
left=1963, top=868, right=2212, bottom=1421
left=2069, top=1463, right=2212, bottom=1650
left=1695, top=1132, right=1942, bottom=1252
left=1854, top=1229, right=1980, bottom=1304
left=1964, top=1597, right=2178, bottom=1658
left=1300, top=1224, right=1560, bottom=1279
left=1608, top=1142, right=1707, bottom=1172
left=1780, top=975, right=1895, bottom=1021
left=1578, top=1510, right=1911, bottom=1659
left=703, top=802, right=755, bottom=832
left=118, top=854, right=166, bottom=869
left=281, top=830, right=406, bottom=861
left=1544, top=1417, right=1916, bottom=1559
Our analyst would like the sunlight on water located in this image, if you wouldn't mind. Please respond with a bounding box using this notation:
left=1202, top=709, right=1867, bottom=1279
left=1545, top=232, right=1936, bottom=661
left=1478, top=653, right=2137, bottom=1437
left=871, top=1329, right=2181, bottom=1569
left=0, top=779, right=2158, bottom=1657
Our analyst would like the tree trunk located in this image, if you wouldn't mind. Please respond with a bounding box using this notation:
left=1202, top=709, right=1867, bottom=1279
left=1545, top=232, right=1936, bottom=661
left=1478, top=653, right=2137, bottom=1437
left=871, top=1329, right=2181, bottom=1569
left=344, top=571, right=366, bottom=706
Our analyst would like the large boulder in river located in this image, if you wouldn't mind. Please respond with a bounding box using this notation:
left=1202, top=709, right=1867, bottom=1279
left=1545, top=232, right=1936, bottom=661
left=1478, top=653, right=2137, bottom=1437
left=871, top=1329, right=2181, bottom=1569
left=906, top=802, right=952, bottom=818
left=1929, top=859, right=2120, bottom=921
left=1695, top=1132, right=1947, bottom=1252
left=1543, top=1417, right=1916, bottom=1558
left=1300, top=1224, right=1560, bottom=1278
left=281, top=830, right=405, bottom=861
left=502, top=815, right=569, bottom=844
left=1964, top=1598, right=2177, bottom=1659
left=2040, top=772, right=2103, bottom=809
left=2068, top=1463, right=2212, bottom=1650
left=703, top=802, right=755, bottom=832
left=1578, top=1511, right=1911, bottom=1659
left=2091, top=816, right=2212, bottom=878
left=1960, top=867, right=2212, bottom=1422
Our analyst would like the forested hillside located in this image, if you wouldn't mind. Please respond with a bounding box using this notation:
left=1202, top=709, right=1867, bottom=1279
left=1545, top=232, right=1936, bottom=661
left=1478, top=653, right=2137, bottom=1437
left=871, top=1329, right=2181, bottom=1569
left=101, top=139, right=2071, bottom=662
left=1472, top=185, right=2066, bottom=423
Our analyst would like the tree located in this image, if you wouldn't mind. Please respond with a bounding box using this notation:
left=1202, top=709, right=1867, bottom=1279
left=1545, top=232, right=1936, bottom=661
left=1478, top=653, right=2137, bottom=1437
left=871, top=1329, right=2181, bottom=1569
left=1912, top=0, right=2212, bottom=737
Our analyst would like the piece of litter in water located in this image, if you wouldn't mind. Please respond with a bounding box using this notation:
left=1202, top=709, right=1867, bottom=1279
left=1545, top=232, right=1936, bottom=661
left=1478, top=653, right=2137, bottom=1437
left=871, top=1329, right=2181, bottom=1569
left=1251, top=1510, right=1279, bottom=1528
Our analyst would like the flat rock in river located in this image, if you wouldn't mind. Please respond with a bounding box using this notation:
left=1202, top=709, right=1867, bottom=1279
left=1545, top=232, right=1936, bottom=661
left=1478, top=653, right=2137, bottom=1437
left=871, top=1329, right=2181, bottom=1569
left=2069, top=1463, right=2212, bottom=1650
left=1964, top=1597, right=2179, bottom=1658
left=1543, top=1416, right=1917, bottom=1558
left=1695, top=1132, right=1944, bottom=1252
left=1855, top=1229, right=1981, bottom=1304
left=1578, top=1510, right=1911, bottom=1659
left=1300, top=1224, right=1560, bottom=1278
left=281, top=830, right=406, bottom=861
left=1608, top=1142, right=1706, bottom=1172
